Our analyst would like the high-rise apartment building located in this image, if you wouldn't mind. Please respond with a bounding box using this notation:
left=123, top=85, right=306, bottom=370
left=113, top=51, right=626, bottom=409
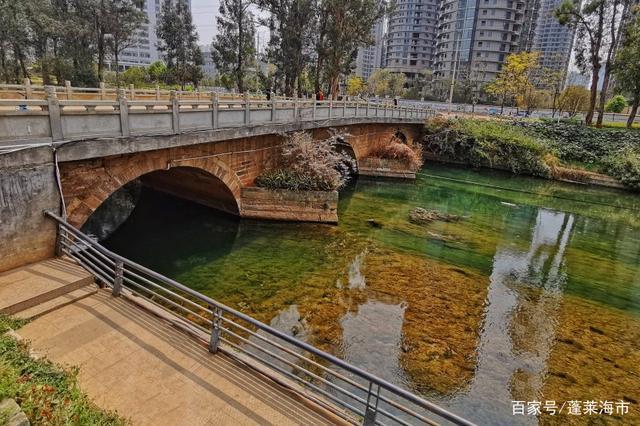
left=384, top=0, right=439, bottom=81
left=355, top=20, right=386, bottom=80
left=532, top=0, right=575, bottom=78
left=434, top=0, right=537, bottom=85
left=111, top=0, right=192, bottom=71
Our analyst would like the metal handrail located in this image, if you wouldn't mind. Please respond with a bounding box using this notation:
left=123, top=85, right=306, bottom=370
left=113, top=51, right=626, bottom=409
left=45, top=210, right=475, bottom=426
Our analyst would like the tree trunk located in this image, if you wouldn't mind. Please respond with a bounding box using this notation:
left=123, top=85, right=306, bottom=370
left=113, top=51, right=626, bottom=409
left=628, top=97, right=639, bottom=128
left=115, top=48, right=120, bottom=87
left=595, top=65, right=611, bottom=128
left=585, top=63, right=600, bottom=126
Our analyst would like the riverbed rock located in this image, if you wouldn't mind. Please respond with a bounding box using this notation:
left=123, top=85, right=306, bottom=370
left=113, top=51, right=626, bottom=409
left=408, top=207, right=463, bottom=225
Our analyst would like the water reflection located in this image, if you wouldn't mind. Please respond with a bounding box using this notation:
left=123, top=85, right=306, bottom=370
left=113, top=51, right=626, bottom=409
left=448, top=208, right=574, bottom=424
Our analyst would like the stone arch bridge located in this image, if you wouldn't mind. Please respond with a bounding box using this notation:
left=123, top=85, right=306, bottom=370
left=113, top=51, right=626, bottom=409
left=0, top=92, right=429, bottom=272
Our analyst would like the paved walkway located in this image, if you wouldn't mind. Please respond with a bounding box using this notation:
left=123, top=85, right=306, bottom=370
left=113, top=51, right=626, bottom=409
left=18, top=290, right=337, bottom=425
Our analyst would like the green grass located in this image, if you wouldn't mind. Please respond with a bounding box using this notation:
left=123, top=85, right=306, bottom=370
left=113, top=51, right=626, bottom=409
left=0, top=315, right=127, bottom=425
left=600, top=121, right=640, bottom=130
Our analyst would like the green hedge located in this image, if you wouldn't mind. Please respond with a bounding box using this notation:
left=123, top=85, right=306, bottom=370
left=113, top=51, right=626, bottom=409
left=424, top=118, right=554, bottom=177
left=512, top=120, right=640, bottom=166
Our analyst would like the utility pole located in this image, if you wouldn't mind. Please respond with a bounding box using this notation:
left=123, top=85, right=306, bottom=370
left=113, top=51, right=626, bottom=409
left=447, top=46, right=460, bottom=113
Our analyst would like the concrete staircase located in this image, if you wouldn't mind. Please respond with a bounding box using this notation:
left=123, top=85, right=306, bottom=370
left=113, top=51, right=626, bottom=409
left=0, top=257, right=97, bottom=319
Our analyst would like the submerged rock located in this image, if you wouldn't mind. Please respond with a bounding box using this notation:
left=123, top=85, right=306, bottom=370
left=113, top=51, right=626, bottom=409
left=408, top=207, right=463, bottom=225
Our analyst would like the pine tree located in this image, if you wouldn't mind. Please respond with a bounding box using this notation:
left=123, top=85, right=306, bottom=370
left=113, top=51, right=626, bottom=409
left=157, top=0, right=203, bottom=89
left=211, top=0, right=256, bottom=93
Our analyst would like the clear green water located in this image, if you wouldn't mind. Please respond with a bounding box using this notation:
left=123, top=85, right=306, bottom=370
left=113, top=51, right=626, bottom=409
left=105, top=163, right=640, bottom=424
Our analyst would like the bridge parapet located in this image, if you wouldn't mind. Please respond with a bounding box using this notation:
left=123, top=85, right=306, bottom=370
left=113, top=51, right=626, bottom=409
left=0, top=86, right=433, bottom=152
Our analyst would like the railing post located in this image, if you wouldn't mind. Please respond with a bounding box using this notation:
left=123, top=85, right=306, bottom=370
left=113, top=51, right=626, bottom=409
left=23, top=78, right=32, bottom=99
left=211, top=91, right=218, bottom=129
left=209, top=306, right=222, bottom=353
left=45, top=86, right=64, bottom=141
left=112, top=260, right=123, bottom=296
left=155, top=85, right=161, bottom=101
left=312, top=96, right=317, bottom=120
left=65, top=80, right=72, bottom=99
left=363, top=382, right=381, bottom=426
left=342, top=98, right=346, bottom=117
left=329, top=98, right=333, bottom=120
left=117, top=88, right=130, bottom=137
left=99, top=82, right=106, bottom=100
left=244, top=92, right=250, bottom=125
left=384, top=101, right=387, bottom=118
left=129, top=84, right=135, bottom=100
left=54, top=225, right=64, bottom=257
left=170, top=90, right=180, bottom=133
left=366, top=101, right=370, bottom=117
left=293, top=97, right=299, bottom=121
left=355, top=101, right=359, bottom=117
left=271, top=92, right=276, bottom=123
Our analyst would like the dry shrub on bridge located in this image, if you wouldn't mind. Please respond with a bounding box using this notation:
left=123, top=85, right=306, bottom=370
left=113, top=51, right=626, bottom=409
left=255, top=131, right=355, bottom=191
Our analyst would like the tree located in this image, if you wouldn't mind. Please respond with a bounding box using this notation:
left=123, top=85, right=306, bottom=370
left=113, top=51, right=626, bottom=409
left=316, top=0, right=387, bottom=98
left=211, top=0, right=256, bottom=93
left=157, top=0, right=203, bottom=89
left=486, top=51, right=541, bottom=113
left=104, top=0, right=146, bottom=85
left=605, top=94, right=627, bottom=112
left=366, top=69, right=405, bottom=97
left=257, top=0, right=314, bottom=97
left=614, top=10, right=640, bottom=127
left=556, top=0, right=611, bottom=126
left=346, top=75, right=366, bottom=96
left=557, top=85, right=591, bottom=117
left=148, top=60, right=167, bottom=83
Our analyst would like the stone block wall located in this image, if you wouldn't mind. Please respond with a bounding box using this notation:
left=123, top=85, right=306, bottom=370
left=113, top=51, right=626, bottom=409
left=0, top=147, right=60, bottom=273
left=240, top=187, right=338, bottom=223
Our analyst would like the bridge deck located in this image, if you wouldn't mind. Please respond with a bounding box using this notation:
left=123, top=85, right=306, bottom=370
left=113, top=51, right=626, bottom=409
left=18, top=289, right=338, bottom=425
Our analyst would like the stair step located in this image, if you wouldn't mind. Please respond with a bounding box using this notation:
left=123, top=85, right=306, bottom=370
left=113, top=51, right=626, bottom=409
left=15, top=285, right=98, bottom=319
left=0, top=257, right=95, bottom=315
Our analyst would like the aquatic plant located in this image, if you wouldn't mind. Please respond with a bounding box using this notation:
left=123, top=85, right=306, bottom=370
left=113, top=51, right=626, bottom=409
left=255, top=131, right=355, bottom=191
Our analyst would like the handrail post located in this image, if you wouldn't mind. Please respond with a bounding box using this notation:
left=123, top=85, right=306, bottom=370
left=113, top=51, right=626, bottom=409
left=65, top=80, right=72, bottom=100
left=312, top=96, right=317, bottom=120
left=45, top=85, right=64, bottom=141
left=293, top=97, right=299, bottom=121
left=170, top=90, right=180, bottom=133
left=329, top=99, right=333, bottom=120
left=209, top=306, right=222, bottom=353
left=366, top=101, right=370, bottom=117
left=363, top=382, right=381, bottom=425
left=355, top=101, right=359, bottom=117
left=23, top=78, right=32, bottom=99
left=117, top=88, right=130, bottom=137
left=244, top=92, right=250, bottom=125
left=342, top=98, right=346, bottom=117
left=211, top=91, right=219, bottom=129
left=99, top=82, right=106, bottom=100
left=54, top=224, right=64, bottom=257
left=270, top=92, right=276, bottom=123
left=155, top=85, right=161, bottom=101
left=113, top=260, right=123, bottom=296
left=129, top=84, right=135, bottom=100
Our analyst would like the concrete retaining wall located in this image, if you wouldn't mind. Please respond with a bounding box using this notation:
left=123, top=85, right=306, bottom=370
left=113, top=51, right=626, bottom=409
left=0, top=147, right=60, bottom=272
left=240, top=187, right=338, bottom=223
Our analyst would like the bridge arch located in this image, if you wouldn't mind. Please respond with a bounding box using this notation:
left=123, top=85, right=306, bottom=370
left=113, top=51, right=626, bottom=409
left=63, top=155, right=243, bottom=229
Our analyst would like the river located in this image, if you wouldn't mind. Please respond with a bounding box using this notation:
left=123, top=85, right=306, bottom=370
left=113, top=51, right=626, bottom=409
left=104, top=163, right=640, bottom=424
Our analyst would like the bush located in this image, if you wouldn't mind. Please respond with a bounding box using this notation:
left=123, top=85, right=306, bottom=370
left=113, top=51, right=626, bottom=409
left=423, top=118, right=554, bottom=177
left=604, top=150, right=640, bottom=190
left=605, top=95, right=627, bottom=113
left=368, top=140, right=424, bottom=170
left=255, top=132, right=354, bottom=191
left=513, top=120, right=640, bottom=166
